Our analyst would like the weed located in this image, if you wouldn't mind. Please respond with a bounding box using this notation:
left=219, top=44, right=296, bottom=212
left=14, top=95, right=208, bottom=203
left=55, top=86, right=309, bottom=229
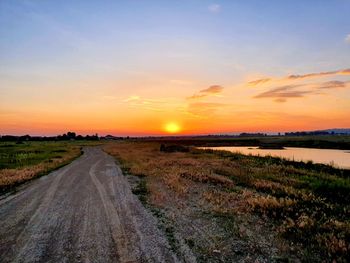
left=132, top=179, right=148, bottom=204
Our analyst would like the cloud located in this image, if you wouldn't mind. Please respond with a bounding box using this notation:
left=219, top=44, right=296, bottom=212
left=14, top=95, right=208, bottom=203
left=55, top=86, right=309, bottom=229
left=208, top=4, right=221, bottom=13
left=254, top=80, right=350, bottom=102
left=185, top=85, right=226, bottom=118
left=200, top=85, right=224, bottom=94
left=317, top=80, right=347, bottom=89
left=286, top=68, right=350, bottom=80
left=274, top=98, right=287, bottom=103
left=254, top=85, right=311, bottom=102
left=345, top=34, right=350, bottom=44
left=287, top=70, right=339, bottom=80
left=188, top=85, right=224, bottom=99
left=340, top=69, right=350, bottom=74
left=248, top=68, right=350, bottom=86
left=248, top=78, right=271, bottom=86
left=123, top=95, right=184, bottom=112
left=187, top=94, right=207, bottom=100
left=187, top=102, right=226, bottom=116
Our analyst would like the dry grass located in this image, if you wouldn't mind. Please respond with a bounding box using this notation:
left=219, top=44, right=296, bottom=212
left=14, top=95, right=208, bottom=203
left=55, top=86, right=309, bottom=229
left=105, top=143, right=233, bottom=195
left=104, top=141, right=350, bottom=262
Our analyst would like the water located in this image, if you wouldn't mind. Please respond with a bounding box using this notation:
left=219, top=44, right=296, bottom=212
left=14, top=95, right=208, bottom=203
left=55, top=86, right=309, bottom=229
left=200, top=146, right=350, bottom=169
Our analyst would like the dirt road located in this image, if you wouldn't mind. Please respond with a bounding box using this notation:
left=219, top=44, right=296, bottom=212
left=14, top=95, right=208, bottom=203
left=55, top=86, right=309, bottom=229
left=0, top=147, right=181, bottom=263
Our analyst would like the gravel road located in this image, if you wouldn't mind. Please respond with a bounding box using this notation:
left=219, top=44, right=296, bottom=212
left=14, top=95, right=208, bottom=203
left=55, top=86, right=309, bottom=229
left=0, top=147, right=180, bottom=263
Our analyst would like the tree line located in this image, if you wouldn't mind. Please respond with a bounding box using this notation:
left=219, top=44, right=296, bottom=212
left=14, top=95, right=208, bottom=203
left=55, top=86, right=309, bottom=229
left=0, top=132, right=99, bottom=142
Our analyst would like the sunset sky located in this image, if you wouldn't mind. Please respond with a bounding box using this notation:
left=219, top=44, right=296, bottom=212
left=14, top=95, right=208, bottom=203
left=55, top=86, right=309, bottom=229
left=1, top=0, right=350, bottom=136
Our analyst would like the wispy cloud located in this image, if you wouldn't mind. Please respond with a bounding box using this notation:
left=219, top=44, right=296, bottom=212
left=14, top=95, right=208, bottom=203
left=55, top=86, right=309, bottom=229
left=340, top=69, right=350, bottom=74
left=123, top=95, right=183, bottom=112
left=248, top=68, right=350, bottom=86
left=287, top=68, right=350, bottom=80
left=254, top=81, right=350, bottom=102
left=200, top=85, right=224, bottom=93
left=187, top=102, right=226, bottom=117
left=254, top=85, right=311, bottom=102
left=317, top=80, right=348, bottom=89
left=274, top=98, right=287, bottom=103
left=208, top=4, right=221, bottom=13
left=248, top=78, right=271, bottom=86
left=187, top=85, right=224, bottom=100
left=345, top=34, right=350, bottom=44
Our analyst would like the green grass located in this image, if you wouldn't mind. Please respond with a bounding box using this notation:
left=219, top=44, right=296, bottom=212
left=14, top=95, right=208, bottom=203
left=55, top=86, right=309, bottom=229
left=131, top=179, right=148, bottom=203
left=1, top=142, right=66, bottom=169
left=0, top=141, right=103, bottom=169
left=0, top=141, right=103, bottom=194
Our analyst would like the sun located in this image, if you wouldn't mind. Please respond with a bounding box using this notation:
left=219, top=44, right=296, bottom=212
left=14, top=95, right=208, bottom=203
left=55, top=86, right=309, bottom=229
left=164, top=122, right=181, bottom=134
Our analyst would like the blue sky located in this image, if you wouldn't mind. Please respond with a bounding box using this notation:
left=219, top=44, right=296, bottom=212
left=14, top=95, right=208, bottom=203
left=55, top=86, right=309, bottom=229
left=1, top=0, right=350, bottom=135
left=2, top=0, right=349, bottom=77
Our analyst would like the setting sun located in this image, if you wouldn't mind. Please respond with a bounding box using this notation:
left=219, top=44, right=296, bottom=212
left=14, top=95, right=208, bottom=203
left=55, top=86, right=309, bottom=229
left=164, top=122, right=181, bottom=134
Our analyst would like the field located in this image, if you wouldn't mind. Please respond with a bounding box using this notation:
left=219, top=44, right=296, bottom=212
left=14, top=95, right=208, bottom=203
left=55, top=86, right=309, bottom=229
left=0, top=141, right=98, bottom=194
left=104, top=141, right=350, bottom=262
left=1, top=138, right=349, bottom=261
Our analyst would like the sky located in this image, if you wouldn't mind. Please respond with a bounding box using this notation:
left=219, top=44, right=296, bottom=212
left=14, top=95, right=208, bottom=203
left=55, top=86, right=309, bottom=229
left=0, top=0, right=350, bottom=136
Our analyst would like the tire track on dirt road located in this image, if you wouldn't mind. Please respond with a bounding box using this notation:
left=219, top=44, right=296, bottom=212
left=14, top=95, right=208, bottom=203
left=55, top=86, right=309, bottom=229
left=89, top=159, right=135, bottom=262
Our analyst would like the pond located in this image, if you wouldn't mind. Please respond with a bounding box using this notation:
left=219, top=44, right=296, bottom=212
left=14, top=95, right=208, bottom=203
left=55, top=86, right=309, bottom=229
left=200, top=146, right=350, bottom=169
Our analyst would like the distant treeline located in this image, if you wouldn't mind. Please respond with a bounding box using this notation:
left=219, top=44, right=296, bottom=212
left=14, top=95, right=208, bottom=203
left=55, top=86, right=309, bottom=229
left=285, top=131, right=330, bottom=136
left=238, top=132, right=269, bottom=137
left=1, top=129, right=349, bottom=143
left=0, top=132, right=100, bottom=142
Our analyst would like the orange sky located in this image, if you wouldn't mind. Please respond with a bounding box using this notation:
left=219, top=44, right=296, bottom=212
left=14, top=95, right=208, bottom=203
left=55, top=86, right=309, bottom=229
left=1, top=69, right=350, bottom=136
left=1, top=1, right=350, bottom=136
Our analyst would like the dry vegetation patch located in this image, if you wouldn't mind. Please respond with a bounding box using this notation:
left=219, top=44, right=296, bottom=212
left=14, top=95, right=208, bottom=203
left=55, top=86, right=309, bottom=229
left=105, top=142, right=349, bottom=262
left=104, top=141, right=350, bottom=262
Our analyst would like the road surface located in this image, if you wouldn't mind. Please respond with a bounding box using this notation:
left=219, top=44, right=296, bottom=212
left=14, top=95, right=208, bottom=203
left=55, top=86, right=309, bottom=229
left=0, top=147, right=180, bottom=263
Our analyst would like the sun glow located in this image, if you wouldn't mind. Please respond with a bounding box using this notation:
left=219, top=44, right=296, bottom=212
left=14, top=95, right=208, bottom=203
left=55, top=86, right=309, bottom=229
left=164, top=122, right=181, bottom=134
